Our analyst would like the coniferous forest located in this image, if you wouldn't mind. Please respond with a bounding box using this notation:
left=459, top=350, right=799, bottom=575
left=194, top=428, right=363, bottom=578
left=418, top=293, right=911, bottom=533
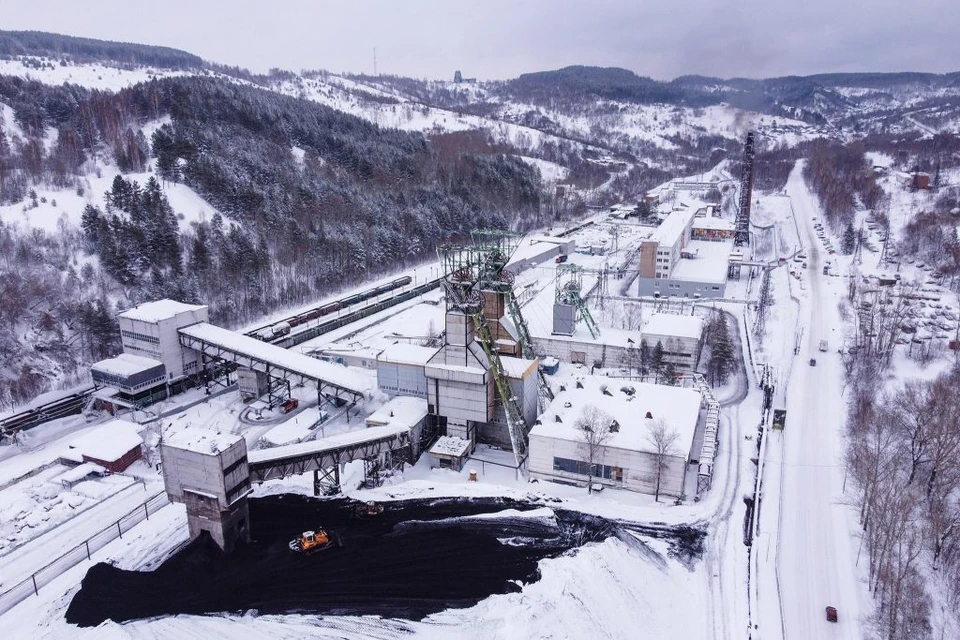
left=0, top=74, right=542, bottom=407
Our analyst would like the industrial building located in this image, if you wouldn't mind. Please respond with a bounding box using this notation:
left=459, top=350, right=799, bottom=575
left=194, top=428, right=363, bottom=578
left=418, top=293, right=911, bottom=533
left=160, top=428, right=252, bottom=552
left=90, top=353, right=167, bottom=406
left=377, top=343, right=439, bottom=399
left=423, top=232, right=543, bottom=468
left=505, top=235, right=574, bottom=275
left=88, top=300, right=209, bottom=409
left=523, top=264, right=704, bottom=371
left=63, top=419, right=144, bottom=473
left=117, top=300, right=209, bottom=383
left=636, top=209, right=733, bottom=298
left=528, top=377, right=702, bottom=497
left=314, top=344, right=383, bottom=369
left=692, top=215, right=736, bottom=241
left=365, top=396, right=429, bottom=459
left=643, top=313, right=704, bottom=369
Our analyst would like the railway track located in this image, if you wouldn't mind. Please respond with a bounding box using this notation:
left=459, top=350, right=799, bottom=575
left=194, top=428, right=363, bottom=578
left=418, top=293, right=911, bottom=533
left=1, top=276, right=443, bottom=439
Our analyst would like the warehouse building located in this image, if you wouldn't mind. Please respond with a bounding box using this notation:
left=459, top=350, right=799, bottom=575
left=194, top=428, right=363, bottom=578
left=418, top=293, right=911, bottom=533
left=377, top=343, right=439, bottom=399
left=528, top=377, right=702, bottom=497
left=64, top=419, right=144, bottom=473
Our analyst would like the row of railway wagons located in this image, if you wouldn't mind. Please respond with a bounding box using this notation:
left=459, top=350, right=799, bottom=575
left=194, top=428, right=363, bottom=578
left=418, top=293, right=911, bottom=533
left=249, top=276, right=413, bottom=341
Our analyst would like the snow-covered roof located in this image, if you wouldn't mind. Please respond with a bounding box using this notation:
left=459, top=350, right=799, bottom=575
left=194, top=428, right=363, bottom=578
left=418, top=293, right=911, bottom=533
left=507, top=235, right=573, bottom=268
left=119, top=299, right=207, bottom=323
left=670, top=240, right=732, bottom=284
left=53, top=462, right=105, bottom=484
left=429, top=435, right=472, bottom=458
left=165, top=426, right=243, bottom=455
left=644, top=313, right=704, bottom=341
left=248, top=424, right=409, bottom=465
left=378, top=343, right=439, bottom=366
left=68, top=420, right=143, bottom=462
left=365, top=396, right=428, bottom=428
left=692, top=216, right=734, bottom=231
left=260, top=417, right=315, bottom=448
left=179, top=322, right=368, bottom=396
left=531, top=377, right=701, bottom=456
left=651, top=209, right=694, bottom=248
left=91, top=353, right=163, bottom=377
left=315, top=344, right=383, bottom=360
left=500, top=355, right=538, bottom=379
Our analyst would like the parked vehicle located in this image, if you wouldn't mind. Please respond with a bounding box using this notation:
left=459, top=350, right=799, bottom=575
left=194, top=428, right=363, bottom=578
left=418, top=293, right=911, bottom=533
left=555, top=254, right=569, bottom=264
left=810, top=358, right=817, bottom=366
left=281, top=398, right=300, bottom=413
left=826, top=606, right=838, bottom=622
left=819, top=340, right=828, bottom=352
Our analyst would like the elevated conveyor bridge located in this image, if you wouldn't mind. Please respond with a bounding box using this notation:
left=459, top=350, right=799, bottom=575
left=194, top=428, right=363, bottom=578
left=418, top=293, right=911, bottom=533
left=178, top=322, right=367, bottom=405
left=247, top=425, right=412, bottom=493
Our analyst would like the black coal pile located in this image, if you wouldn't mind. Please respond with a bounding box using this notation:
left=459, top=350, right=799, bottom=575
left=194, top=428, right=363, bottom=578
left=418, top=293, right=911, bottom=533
left=65, top=495, right=702, bottom=627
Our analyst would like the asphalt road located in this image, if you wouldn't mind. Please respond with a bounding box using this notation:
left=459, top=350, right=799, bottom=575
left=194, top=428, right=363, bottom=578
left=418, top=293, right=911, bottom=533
left=776, top=163, right=862, bottom=639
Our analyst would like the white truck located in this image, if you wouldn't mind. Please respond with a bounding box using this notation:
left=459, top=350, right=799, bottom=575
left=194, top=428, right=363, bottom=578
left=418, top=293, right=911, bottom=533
left=819, top=340, right=828, bottom=352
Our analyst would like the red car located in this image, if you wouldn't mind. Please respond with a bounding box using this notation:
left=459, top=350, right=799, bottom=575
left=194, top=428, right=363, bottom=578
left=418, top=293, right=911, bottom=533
left=281, top=398, right=299, bottom=413
left=826, top=606, right=838, bottom=623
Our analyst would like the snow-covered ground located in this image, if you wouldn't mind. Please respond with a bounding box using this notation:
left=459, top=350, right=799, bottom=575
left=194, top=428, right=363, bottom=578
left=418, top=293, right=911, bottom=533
left=0, top=58, right=189, bottom=91
left=0, top=166, right=235, bottom=235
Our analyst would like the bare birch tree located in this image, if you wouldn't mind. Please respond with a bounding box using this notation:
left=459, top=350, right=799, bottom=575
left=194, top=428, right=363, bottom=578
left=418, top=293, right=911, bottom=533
left=576, top=405, right=613, bottom=494
left=647, top=418, right=680, bottom=502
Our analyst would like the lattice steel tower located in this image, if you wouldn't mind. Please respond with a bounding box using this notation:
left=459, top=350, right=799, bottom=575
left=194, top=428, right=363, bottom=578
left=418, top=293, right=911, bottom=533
left=734, top=131, right=756, bottom=247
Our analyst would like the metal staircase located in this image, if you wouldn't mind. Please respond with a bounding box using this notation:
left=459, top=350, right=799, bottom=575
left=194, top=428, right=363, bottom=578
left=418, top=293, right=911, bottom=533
left=470, top=308, right=529, bottom=465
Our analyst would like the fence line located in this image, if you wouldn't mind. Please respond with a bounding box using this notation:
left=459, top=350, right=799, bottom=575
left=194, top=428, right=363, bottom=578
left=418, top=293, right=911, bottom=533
left=0, top=491, right=169, bottom=616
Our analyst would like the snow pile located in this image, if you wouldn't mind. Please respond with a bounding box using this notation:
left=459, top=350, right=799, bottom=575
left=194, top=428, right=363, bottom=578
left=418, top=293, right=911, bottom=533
left=422, top=536, right=708, bottom=639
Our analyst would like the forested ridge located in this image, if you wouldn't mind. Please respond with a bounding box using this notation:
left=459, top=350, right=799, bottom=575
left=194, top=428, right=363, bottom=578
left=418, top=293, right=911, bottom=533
left=0, top=72, right=542, bottom=408
left=0, top=29, right=204, bottom=69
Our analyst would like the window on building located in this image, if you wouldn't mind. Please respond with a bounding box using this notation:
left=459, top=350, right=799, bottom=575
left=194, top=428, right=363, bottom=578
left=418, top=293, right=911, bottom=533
left=121, top=330, right=160, bottom=344
left=553, top=457, right=620, bottom=481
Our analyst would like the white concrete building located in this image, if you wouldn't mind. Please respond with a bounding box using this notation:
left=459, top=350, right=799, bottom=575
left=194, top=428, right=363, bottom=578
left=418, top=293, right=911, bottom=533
left=636, top=209, right=733, bottom=299
left=528, top=377, right=702, bottom=497
left=642, top=313, right=704, bottom=370
left=117, top=299, right=208, bottom=382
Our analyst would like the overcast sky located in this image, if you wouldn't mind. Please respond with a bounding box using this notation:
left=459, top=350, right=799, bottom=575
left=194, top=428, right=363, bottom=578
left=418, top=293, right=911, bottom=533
left=1, top=0, right=957, bottom=80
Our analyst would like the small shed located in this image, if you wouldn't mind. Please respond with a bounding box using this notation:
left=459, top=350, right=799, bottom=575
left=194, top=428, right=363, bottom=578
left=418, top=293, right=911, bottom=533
left=66, top=420, right=144, bottom=473
left=429, top=436, right=472, bottom=471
